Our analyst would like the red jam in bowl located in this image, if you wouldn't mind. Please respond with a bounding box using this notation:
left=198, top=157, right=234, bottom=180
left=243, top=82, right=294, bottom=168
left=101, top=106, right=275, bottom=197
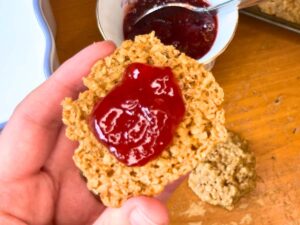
left=123, top=0, right=218, bottom=59
left=91, top=63, right=185, bottom=166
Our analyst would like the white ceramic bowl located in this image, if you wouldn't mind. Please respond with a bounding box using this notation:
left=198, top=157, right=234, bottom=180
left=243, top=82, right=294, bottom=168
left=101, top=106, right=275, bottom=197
left=96, top=0, right=239, bottom=65
left=0, top=0, right=58, bottom=129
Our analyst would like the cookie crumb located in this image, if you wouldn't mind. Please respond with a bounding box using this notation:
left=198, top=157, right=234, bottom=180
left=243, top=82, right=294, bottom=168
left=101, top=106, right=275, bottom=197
left=183, top=202, right=206, bottom=217
left=188, top=222, right=203, bottom=225
left=238, top=203, right=249, bottom=209
left=240, top=214, right=253, bottom=225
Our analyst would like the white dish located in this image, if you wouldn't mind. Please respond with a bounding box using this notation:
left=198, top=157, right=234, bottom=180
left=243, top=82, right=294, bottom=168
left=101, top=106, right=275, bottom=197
left=96, top=0, right=239, bottom=65
left=0, top=0, right=58, bottom=129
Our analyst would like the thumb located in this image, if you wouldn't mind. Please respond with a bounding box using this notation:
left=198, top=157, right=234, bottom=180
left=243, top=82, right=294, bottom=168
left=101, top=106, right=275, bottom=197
left=93, top=197, right=169, bottom=225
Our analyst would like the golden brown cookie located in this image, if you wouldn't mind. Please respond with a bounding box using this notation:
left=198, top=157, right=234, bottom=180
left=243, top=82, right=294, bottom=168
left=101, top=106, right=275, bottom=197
left=62, top=32, right=227, bottom=207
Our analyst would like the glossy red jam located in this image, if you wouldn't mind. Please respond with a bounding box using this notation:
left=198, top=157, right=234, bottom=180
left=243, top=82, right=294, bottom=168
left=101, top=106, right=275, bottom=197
left=91, top=63, right=185, bottom=166
left=123, top=0, right=218, bottom=59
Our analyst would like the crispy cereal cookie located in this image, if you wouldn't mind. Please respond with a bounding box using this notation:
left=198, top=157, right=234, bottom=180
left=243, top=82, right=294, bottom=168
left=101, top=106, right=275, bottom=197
left=62, top=32, right=227, bottom=207
left=259, top=0, right=300, bottom=24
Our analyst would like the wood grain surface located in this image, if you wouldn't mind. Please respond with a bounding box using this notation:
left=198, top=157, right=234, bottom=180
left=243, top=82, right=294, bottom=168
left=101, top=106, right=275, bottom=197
left=50, top=1, right=300, bottom=224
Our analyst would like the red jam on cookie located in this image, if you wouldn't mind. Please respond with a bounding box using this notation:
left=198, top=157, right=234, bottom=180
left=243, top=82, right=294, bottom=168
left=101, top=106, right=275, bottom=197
left=123, top=0, right=218, bottom=59
left=91, top=63, right=185, bottom=166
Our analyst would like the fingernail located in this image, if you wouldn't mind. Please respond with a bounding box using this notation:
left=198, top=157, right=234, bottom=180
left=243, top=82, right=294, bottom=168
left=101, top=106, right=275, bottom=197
left=130, top=208, right=165, bottom=225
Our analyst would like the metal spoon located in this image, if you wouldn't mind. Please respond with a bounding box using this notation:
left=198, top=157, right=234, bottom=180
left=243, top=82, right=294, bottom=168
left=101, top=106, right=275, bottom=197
left=135, top=0, right=262, bottom=24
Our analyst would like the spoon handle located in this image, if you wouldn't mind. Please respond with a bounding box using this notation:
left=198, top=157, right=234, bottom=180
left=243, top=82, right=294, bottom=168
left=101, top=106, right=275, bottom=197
left=207, top=0, right=263, bottom=12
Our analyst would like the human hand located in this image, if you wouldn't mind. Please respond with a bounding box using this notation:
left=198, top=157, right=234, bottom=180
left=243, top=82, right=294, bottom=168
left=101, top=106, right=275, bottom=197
left=0, top=42, right=172, bottom=225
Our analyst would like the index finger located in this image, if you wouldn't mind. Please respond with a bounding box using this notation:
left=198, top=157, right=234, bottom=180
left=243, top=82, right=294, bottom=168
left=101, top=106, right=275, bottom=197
left=0, top=41, right=116, bottom=180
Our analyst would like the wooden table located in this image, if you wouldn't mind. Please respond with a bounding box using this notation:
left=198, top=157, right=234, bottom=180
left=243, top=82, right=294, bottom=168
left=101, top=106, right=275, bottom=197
left=51, top=1, right=300, bottom=224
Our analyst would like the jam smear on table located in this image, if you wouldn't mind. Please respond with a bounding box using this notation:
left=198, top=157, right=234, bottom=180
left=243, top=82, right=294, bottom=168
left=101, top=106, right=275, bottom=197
left=123, top=0, right=218, bottom=59
left=91, top=63, right=185, bottom=166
